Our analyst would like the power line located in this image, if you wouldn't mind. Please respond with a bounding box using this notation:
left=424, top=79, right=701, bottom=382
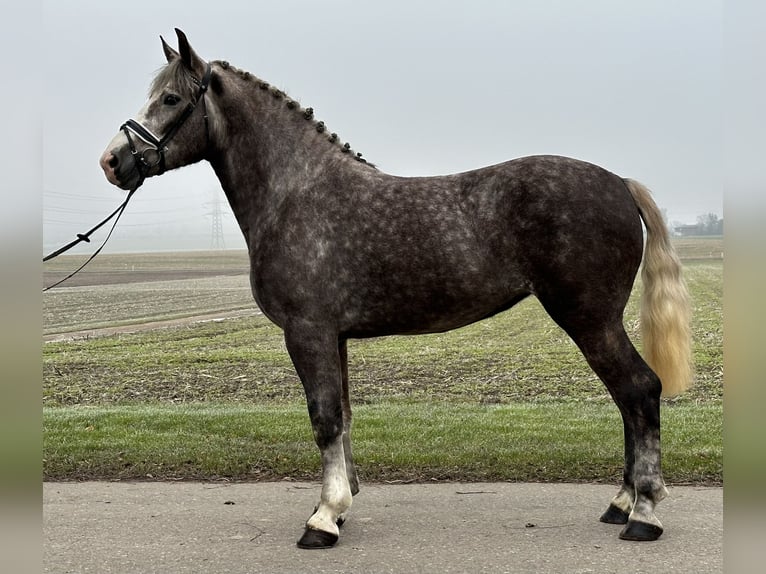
left=204, top=193, right=227, bottom=249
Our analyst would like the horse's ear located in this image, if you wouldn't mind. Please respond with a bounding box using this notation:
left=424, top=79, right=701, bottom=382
left=161, top=35, right=180, bottom=63
left=175, top=28, right=207, bottom=75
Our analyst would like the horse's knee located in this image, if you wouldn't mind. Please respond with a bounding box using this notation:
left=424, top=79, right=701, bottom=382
left=306, top=398, right=344, bottom=449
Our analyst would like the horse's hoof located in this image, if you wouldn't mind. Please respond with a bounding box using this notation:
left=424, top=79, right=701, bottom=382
left=296, top=527, right=339, bottom=549
left=619, top=520, right=663, bottom=541
left=600, top=503, right=630, bottom=525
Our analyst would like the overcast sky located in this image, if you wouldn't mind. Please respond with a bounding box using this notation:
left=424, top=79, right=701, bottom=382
left=43, top=0, right=722, bottom=254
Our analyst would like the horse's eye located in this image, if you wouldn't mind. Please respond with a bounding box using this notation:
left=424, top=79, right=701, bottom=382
left=163, top=94, right=181, bottom=106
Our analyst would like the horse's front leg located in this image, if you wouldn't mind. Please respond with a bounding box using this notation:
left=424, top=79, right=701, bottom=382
left=339, top=339, right=360, bottom=498
left=285, top=326, right=352, bottom=549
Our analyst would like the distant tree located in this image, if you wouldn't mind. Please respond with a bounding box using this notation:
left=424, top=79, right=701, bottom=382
left=696, top=213, right=723, bottom=235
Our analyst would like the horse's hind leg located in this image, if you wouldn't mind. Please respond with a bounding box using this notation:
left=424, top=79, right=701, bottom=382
left=587, top=328, right=667, bottom=540
left=285, top=325, right=352, bottom=549
left=541, top=302, right=668, bottom=541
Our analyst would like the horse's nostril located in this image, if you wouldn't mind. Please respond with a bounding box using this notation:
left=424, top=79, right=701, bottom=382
left=108, top=154, right=119, bottom=168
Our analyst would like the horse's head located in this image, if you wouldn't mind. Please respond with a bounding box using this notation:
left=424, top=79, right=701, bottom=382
left=100, top=29, right=212, bottom=191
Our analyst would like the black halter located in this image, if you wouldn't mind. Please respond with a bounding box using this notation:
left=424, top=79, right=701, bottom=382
left=42, top=64, right=212, bottom=289
left=120, top=63, right=212, bottom=187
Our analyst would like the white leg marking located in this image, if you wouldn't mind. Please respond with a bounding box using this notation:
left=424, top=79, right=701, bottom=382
left=306, top=436, right=352, bottom=536
left=611, top=485, right=635, bottom=514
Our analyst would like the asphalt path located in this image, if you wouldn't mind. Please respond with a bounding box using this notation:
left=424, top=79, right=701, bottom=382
left=43, top=481, right=721, bottom=573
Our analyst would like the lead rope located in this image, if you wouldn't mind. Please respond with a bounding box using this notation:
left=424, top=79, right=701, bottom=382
left=42, top=186, right=138, bottom=291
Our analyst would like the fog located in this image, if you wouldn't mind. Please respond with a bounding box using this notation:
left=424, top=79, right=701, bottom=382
left=43, top=0, right=722, bottom=254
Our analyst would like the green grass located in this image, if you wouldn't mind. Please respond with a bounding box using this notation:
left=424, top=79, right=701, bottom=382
left=43, top=402, right=721, bottom=484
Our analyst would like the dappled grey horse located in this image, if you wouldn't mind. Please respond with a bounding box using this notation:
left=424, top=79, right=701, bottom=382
left=100, top=30, right=691, bottom=549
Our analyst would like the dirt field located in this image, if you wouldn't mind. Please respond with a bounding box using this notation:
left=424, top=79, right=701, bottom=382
left=43, top=239, right=723, bottom=339
left=43, top=249, right=250, bottom=288
left=43, top=250, right=255, bottom=338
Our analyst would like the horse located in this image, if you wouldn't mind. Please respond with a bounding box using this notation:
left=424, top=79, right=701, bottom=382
left=99, top=29, right=691, bottom=549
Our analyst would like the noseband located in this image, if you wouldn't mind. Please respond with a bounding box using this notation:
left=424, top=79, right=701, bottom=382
left=120, top=63, right=212, bottom=187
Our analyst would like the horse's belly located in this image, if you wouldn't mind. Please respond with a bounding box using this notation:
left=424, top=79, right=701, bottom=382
left=338, top=267, right=528, bottom=337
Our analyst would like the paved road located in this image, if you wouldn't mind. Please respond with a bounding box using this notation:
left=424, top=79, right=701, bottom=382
left=44, top=481, right=722, bottom=574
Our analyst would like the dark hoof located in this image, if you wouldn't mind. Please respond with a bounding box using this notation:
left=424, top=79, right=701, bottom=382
left=600, top=504, right=630, bottom=525
left=619, top=520, right=663, bottom=541
left=297, top=527, right=339, bottom=549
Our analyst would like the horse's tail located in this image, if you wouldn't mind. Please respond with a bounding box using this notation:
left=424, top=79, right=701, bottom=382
left=624, top=178, right=693, bottom=397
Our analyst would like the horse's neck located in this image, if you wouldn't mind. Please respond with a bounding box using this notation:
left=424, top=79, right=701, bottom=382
left=207, top=71, right=365, bottom=242
left=209, top=87, right=304, bottom=206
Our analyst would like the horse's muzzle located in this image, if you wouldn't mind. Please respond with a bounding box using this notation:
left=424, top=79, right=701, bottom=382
left=99, top=150, right=120, bottom=186
left=99, top=146, right=141, bottom=191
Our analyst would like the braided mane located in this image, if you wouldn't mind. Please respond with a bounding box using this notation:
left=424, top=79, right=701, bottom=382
left=213, top=60, right=375, bottom=168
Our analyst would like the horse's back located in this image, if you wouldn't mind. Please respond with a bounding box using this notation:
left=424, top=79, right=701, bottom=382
left=254, top=155, right=644, bottom=336
left=362, top=155, right=644, bottom=333
left=402, top=154, right=644, bottom=325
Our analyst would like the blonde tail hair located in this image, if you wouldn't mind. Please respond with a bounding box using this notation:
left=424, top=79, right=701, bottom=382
left=624, top=179, right=693, bottom=397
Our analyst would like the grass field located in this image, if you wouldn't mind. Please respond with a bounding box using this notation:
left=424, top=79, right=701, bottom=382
left=43, top=402, right=721, bottom=484
left=43, top=238, right=723, bottom=484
